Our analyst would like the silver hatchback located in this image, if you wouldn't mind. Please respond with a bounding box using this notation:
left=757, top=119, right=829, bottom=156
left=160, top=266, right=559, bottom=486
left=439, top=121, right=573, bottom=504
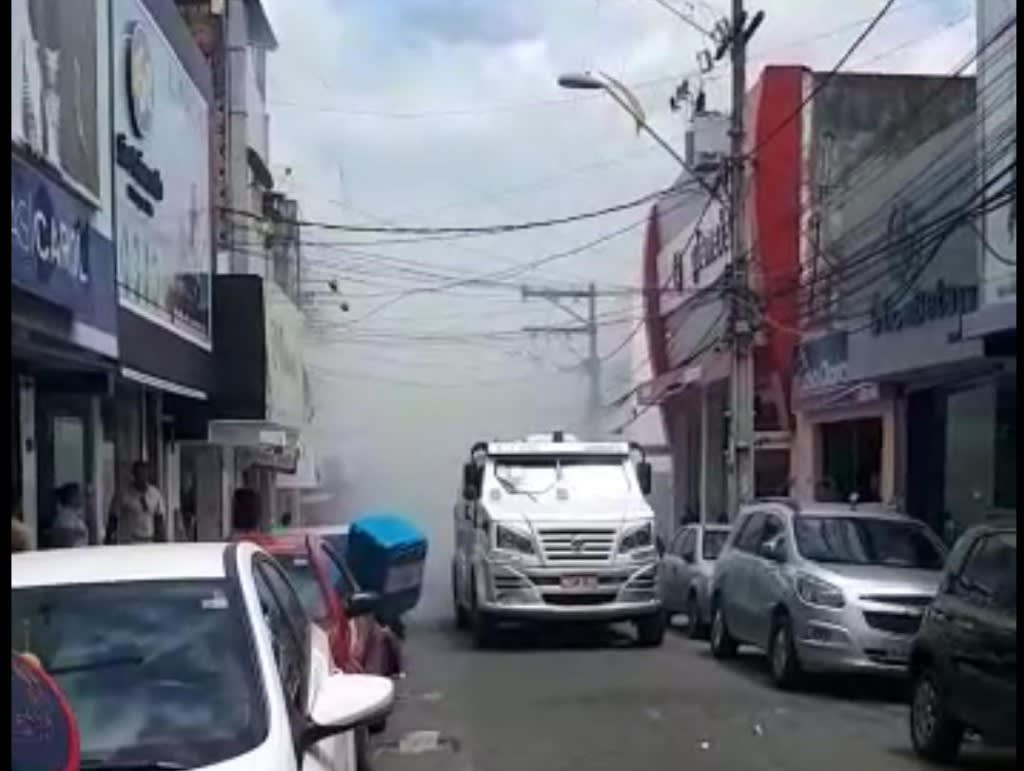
left=708, top=501, right=947, bottom=689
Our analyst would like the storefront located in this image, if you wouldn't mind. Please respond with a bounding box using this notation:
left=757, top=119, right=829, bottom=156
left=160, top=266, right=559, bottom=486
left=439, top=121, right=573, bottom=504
left=11, top=0, right=117, bottom=548
left=108, top=0, right=215, bottom=541
left=789, top=71, right=1012, bottom=534
left=208, top=274, right=306, bottom=534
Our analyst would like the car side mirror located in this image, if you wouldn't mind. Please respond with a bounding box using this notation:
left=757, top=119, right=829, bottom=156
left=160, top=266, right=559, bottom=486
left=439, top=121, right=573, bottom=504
left=759, top=540, right=785, bottom=563
left=683, top=552, right=695, bottom=565
left=345, top=591, right=380, bottom=619
left=302, top=673, right=394, bottom=748
left=636, top=461, right=652, bottom=496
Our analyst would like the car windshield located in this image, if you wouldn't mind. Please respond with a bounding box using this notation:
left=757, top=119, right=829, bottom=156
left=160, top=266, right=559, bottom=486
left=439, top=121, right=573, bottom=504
left=702, top=529, right=730, bottom=560
left=794, top=517, right=946, bottom=569
left=276, top=554, right=328, bottom=620
left=492, top=455, right=631, bottom=497
left=11, top=579, right=266, bottom=769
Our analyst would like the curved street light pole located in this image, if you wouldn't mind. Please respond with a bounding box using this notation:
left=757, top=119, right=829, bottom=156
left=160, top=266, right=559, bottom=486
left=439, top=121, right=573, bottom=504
left=557, top=71, right=720, bottom=202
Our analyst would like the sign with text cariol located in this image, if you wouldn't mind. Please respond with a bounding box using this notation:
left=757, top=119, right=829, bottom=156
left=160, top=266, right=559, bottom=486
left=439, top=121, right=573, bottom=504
left=264, top=280, right=305, bottom=429
left=112, top=0, right=211, bottom=345
left=11, top=154, right=118, bottom=356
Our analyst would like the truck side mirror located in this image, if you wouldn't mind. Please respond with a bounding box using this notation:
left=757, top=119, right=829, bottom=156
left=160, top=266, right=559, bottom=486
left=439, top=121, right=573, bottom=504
left=656, top=536, right=665, bottom=557
left=462, top=463, right=482, bottom=501
left=636, top=461, right=653, bottom=496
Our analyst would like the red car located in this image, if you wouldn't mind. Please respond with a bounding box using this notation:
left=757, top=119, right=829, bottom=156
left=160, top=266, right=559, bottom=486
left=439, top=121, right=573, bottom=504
left=252, top=532, right=401, bottom=678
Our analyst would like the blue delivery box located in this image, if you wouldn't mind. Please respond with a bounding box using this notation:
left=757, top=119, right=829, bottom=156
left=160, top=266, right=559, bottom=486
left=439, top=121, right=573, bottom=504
left=347, top=513, right=428, bottom=622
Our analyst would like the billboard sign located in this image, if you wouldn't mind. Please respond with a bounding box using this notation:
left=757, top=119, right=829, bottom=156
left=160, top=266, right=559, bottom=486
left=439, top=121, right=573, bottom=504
left=11, top=154, right=118, bottom=356
left=11, top=0, right=106, bottom=207
left=112, top=0, right=212, bottom=345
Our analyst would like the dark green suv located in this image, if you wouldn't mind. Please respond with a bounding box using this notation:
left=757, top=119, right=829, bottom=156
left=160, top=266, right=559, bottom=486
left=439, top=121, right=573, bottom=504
left=908, top=520, right=1016, bottom=762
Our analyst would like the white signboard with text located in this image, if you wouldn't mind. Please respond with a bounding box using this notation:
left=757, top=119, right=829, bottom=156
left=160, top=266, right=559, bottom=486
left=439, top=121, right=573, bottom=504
left=112, top=0, right=211, bottom=345
left=264, top=280, right=305, bottom=430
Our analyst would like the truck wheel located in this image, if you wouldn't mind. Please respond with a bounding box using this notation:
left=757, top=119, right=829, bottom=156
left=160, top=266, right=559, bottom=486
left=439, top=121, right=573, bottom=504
left=469, top=582, right=494, bottom=649
left=453, top=567, right=469, bottom=630
left=635, top=612, right=666, bottom=647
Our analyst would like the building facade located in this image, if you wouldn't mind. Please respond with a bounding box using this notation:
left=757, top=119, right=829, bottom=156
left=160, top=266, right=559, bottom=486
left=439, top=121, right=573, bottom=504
left=11, top=0, right=118, bottom=546
left=110, top=0, right=216, bottom=542
left=638, top=67, right=803, bottom=527
left=791, top=69, right=1015, bottom=532
left=174, top=0, right=312, bottom=534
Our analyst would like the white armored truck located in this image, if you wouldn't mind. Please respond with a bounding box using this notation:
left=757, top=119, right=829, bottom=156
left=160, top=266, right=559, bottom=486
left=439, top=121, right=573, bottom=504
left=451, top=432, right=665, bottom=647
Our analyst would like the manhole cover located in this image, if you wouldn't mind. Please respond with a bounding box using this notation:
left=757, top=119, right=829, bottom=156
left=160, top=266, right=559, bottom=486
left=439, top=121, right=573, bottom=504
left=377, top=730, right=461, bottom=757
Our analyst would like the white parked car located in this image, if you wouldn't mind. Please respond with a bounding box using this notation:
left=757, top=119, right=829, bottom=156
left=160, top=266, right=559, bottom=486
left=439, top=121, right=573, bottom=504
left=11, top=542, right=394, bottom=770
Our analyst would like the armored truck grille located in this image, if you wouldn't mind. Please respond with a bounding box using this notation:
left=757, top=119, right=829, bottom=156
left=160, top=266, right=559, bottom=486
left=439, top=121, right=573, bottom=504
left=538, top=528, right=616, bottom=562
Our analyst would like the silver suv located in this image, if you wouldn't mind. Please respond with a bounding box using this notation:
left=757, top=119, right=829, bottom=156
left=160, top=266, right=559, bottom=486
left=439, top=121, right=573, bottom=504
left=708, top=500, right=948, bottom=689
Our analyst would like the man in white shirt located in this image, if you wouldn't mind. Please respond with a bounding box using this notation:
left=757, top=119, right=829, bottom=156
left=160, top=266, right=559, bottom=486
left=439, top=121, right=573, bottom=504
left=106, top=461, right=167, bottom=544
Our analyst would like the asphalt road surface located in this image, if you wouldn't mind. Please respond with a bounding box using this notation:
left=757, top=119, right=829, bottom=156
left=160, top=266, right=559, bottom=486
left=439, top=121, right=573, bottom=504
left=372, top=617, right=1015, bottom=771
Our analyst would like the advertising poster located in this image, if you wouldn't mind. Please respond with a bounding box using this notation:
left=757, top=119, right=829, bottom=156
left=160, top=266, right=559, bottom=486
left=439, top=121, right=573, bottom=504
left=11, top=0, right=102, bottom=203
left=112, top=0, right=212, bottom=344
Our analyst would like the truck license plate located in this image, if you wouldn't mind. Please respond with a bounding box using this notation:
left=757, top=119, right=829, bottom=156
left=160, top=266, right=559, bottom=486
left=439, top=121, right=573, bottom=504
left=560, top=575, right=597, bottom=590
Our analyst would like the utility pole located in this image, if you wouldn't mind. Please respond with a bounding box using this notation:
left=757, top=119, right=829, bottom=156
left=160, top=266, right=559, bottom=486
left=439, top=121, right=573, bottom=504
left=521, top=283, right=601, bottom=435
left=717, top=1, right=763, bottom=513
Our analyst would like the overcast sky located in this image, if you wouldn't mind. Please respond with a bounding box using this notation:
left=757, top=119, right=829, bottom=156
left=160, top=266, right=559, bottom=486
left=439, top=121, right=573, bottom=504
left=258, top=0, right=975, bottom=612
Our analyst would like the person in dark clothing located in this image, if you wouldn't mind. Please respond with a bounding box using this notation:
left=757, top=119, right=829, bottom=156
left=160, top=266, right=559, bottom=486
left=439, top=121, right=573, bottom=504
left=230, top=488, right=262, bottom=539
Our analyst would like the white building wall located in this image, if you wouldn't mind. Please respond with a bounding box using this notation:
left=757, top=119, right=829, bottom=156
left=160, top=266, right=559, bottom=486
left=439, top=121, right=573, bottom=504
left=977, top=0, right=1017, bottom=306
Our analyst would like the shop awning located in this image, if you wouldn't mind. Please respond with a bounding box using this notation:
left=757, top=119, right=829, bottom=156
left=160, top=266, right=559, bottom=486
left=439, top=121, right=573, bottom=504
left=277, top=442, right=320, bottom=489
left=961, top=301, right=1016, bottom=341
left=207, top=420, right=300, bottom=448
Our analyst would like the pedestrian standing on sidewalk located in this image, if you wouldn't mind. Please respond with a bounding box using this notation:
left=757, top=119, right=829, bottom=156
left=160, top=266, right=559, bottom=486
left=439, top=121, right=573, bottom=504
left=12, top=495, right=33, bottom=553
left=105, top=461, right=167, bottom=544
left=229, top=487, right=263, bottom=541
left=12, top=515, right=33, bottom=553
left=47, top=483, right=88, bottom=548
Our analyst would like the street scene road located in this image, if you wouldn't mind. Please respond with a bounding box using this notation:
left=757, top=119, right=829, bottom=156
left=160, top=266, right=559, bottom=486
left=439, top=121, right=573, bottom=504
left=374, top=619, right=1015, bottom=771
left=10, top=0, right=1016, bottom=769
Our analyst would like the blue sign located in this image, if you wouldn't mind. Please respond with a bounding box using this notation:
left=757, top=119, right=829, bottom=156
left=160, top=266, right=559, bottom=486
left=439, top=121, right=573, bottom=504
left=11, top=154, right=117, bottom=354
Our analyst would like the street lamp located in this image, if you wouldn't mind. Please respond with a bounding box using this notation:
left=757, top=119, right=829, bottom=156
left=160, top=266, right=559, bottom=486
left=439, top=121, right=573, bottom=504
left=558, top=71, right=712, bottom=196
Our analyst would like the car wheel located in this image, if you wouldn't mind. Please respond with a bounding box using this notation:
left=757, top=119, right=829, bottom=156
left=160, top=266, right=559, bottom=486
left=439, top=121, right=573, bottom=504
left=636, top=612, right=666, bottom=647
left=709, top=601, right=738, bottom=658
left=910, top=667, right=964, bottom=763
left=769, top=614, right=802, bottom=690
left=687, top=593, right=706, bottom=639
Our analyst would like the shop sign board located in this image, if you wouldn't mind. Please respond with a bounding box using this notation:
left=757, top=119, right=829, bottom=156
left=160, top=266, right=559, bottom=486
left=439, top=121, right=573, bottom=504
left=11, top=154, right=118, bottom=356
left=795, top=330, right=848, bottom=392
left=112, top=0, right=212, bottom=346
left=669, top=198, right=730, bottom=292
left=264, top=280, right=305, bottom=430
left=11, top=0, right=110, bottom=212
